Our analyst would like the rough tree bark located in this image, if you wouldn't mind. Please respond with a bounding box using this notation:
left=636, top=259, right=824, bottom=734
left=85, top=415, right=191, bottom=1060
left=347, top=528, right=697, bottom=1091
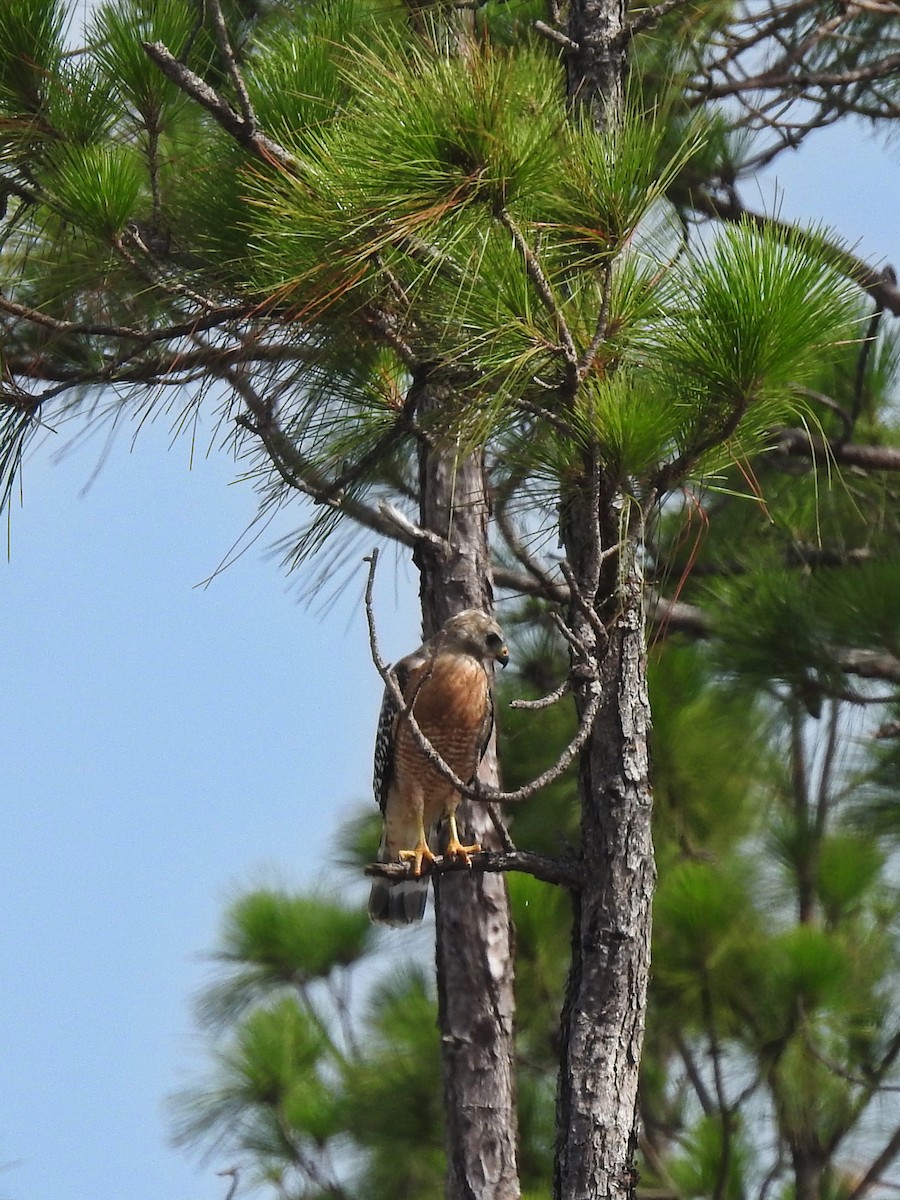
left=566, top=0, right=627, bottom=117
left=556, top=483, right=655, bottom=1200
left=553, top=0, right=658, bottom=1188
left=412, top=366, right=520, bottom=1200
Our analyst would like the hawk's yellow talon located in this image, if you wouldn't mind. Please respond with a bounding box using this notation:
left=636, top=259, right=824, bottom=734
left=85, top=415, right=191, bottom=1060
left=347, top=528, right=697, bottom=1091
left=398, top=840, right=439, bottom=878
left=445, top=837, right=481, bottom=866
left=446, top=811, right=480, bottom=865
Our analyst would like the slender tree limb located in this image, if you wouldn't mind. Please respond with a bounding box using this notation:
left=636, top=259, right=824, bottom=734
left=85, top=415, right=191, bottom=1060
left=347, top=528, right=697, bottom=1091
left=560, top=557, right=612, bottom=645
left=365, top=848, right=585, bottom=888
left=142, top=40, right=297, bottom=173
left=0, top=293, right=252, bottom=345
left=494, top=567, right=900, bottom=684
left=578, top=261, right=614, bottom=380
left=0, top=293, right=201, bottom=342
left=834, top=648, right=900, bottom=685
left=700, top=974, right=735, bottom=1200
left=495, top=498, right=569, bottom=602
left=676, top=1035, right=717, bottom=1118
left=230, top=382, right=436, bottom=550
left=217, top=1168, right=240, bottom=1200
left=497, top=207, right=580, bottom=382
left=775, top=428, right=900, bottom=472
left=205, top=0, right=257, bottom=128
left=533, top=19, right=580, bottom=50
left=627, top=0, right=696, bottom=38
left=793, top=388, right=854, bottom=441
left=375, top=502, right=449, bottom=553
left=514, top=395, right=577, bottom=438
left=654, top=396, right=749, bottom=495
left=845, top=1124, right=900, bottom=1200
left=2, top=340, right=313, bottom=389
left=510, top=678, right=571, bottom=710
left=717, top=54, right=900, bottom=98
left=488, top=803, right=517, bottom=852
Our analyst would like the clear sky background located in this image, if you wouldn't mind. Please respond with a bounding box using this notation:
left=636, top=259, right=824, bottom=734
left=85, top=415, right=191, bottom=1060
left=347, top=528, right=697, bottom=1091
left=2, top=4, right=899, bottom=1200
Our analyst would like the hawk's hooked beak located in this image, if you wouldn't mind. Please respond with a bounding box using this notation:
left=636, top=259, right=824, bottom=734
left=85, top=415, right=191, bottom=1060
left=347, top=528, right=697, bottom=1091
left=496, top=645, right=510, bottom=669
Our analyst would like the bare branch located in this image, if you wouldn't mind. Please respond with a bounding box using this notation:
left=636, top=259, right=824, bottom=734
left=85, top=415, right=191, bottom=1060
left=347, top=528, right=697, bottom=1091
left=376, top=501, right=448, bottom=552
left=510, top=678, right=571, bottom=710
left=834, top=648, right=900, bottom=685
left=229, top=379, right=436, bottom=550
left=0, top=292, right=251, bottom=345
left=628, top=0, right=697, bottom=38
left=495, top=499, right=568, bottom=602
left=533, top=19, right=580, bottom=50
left=142, top=41, right=297, bottom=173
left=493, top=564, right=569, bottom=602
left=775, top=428, right=900, bottom=473
left=217, top=1168, right=240, bottom=1200
left=205, top=0, right=257, bottom=128
left=497, top=207, right=580, bottom=383
left=694, top=52, right=900, bottom=102
left=846, top=1124, right=900, bottom=1200
left=366, top=847, right=585, bottom=889
left=560, top=557, right=611, bottom=645
left=578, top=260, right=614, bottom=380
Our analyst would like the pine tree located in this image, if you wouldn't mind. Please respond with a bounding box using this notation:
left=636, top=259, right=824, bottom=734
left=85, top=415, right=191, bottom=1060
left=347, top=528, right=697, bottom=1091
left=2, top=0, right=900, bottom=1196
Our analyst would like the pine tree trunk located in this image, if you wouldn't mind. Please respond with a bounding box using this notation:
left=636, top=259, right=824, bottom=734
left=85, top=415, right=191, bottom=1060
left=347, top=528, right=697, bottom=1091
left=566, top=0, right=627, bottom=118
left=554, top=474, right=655, bottom=1199
left=554, top=0, right=656, bottom=1189
left=413, top=367, right=520, bottom=1200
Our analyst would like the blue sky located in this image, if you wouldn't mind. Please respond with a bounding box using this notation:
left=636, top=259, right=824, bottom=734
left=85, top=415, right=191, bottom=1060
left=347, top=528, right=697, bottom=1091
left=3, top=5, right=900, bottom=1200
left=1, top=419, right=420, bottom=1200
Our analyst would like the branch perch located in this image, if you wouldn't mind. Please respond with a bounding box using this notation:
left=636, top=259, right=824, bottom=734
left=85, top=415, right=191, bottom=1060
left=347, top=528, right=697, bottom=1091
left=366, top=849, right=585, bottom=889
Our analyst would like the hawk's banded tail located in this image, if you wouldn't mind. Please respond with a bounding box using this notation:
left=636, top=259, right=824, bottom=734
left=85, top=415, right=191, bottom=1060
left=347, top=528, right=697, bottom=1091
left=368, top=832, right=430, bottom=925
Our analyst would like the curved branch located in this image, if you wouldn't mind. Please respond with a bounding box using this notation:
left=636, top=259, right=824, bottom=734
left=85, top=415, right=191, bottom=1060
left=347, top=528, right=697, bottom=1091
left=230, top=381, right=442, bottom=551
left=510, top=678, right=571, bottom=710
left=497, top=207, right=579, bottom=385
left=775, top=428, right=900, bottom=472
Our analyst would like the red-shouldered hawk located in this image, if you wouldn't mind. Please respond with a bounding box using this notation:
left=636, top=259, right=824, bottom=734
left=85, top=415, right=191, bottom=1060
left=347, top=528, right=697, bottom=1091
left=368, top=609, right=509, bottom=926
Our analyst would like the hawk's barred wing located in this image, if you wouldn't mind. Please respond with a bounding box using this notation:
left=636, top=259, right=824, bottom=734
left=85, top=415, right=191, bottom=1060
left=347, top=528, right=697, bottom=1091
left=372, top=659, right=414, bottom=814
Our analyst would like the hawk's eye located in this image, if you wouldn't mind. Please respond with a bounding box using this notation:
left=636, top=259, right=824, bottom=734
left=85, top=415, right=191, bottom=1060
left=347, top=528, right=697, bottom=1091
left=486, top=632, right=504, bottom=650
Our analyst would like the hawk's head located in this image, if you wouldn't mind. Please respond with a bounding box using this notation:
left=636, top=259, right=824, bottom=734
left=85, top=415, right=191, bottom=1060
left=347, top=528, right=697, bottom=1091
left=440, top=609, right=509, bottom=668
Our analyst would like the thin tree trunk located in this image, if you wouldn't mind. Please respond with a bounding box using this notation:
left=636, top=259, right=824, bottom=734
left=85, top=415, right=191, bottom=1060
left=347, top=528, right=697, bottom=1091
left=554, top=0, right=656, bottom=1190
left=555, top=479, right=655, bottom=1200
left=566, top=0, right=627, bottom=118
left=792, top=1145, right=824, bottom=1200
left=412, top=366, right=520, bottom=1200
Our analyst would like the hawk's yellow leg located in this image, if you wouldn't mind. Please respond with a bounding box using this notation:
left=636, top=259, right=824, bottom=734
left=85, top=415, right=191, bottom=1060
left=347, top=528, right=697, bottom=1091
left=446, top=811, right=481, bottom=865
left=398, top=815, right=439, bottom=878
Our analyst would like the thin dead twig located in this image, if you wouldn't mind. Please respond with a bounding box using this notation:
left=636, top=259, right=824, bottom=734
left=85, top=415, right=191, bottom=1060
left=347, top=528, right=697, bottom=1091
left=510, top=678, right=571, bottom=710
